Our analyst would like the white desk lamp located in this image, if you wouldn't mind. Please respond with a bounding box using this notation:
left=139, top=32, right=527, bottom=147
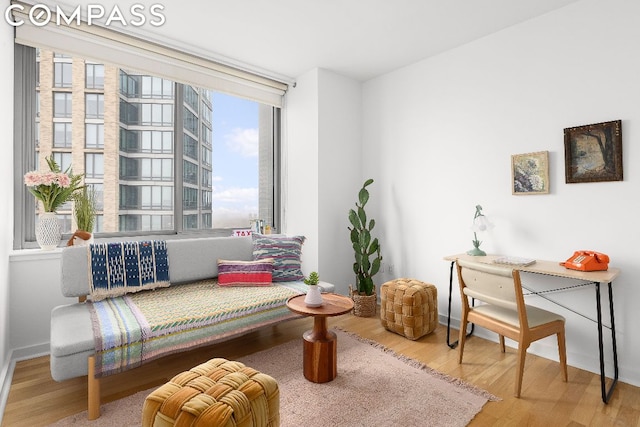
left=467, top=204, right=493, bottom=256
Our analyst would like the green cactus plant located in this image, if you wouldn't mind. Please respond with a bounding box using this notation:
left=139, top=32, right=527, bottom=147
left=348, top=179, right=382, bottom=296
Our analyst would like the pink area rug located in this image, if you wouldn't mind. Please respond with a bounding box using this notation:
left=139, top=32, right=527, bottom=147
left=48, top=329, right=498, bottom=426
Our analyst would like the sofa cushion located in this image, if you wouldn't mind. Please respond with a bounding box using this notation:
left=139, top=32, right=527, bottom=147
left=217, top=258, right=274, bottom=286
left=168, top=236, right=253, bottom=284
left=50, top=304, right=95, bottom=357
left=252, top=234, right=305, bottom=282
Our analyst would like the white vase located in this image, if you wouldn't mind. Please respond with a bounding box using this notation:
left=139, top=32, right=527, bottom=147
left=304, top=285, right=323, bottom=307
left=35, top=212, right=61, bottom=250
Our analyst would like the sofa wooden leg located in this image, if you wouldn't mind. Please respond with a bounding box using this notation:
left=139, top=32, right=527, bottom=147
left=88, top=355, right=101, bottom=420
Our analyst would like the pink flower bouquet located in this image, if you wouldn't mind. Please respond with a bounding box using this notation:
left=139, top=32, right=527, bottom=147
left=24, top=157, right=83, bottom=212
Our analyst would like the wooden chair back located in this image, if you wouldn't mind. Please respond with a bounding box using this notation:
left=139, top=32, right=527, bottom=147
left=455, top=258, right=568, bottom=397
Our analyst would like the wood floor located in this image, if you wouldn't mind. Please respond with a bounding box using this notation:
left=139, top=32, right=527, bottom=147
left=3, top=311, right=639, bottom=427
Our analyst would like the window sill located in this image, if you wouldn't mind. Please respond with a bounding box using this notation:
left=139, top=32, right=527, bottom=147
left=11, top=230, right=245, bottom=261
left=9, top=247, right=63, bottom=262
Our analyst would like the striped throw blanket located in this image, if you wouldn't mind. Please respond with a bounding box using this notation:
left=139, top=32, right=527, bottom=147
left=88, top=279, right=306, bottom=377
left=88, top=240, right=170, bottom=301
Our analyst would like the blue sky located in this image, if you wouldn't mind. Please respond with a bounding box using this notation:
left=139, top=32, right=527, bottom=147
left=210, top=92, right=259, bottom=227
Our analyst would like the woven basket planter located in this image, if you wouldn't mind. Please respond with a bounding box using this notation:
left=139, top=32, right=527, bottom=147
left=350, top=287, right=377, bottom=317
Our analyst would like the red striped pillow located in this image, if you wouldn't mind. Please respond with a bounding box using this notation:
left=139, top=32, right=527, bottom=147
left=217, top=258, right=274, bottom=286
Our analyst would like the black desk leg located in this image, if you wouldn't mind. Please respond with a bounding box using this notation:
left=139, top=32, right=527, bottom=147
left=446, top=261, right=474, bottom=349
left=595, top=281, right=619, bottom=403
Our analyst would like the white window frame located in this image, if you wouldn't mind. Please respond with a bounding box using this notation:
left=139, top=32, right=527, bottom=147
left=11, top=2, right=288, bottom=249
left=14, top=43, right=283, bottom=249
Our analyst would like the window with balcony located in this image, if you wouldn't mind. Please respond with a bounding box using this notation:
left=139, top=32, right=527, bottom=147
left=184, top=85, right=198, bottom=110
left=141, top=186, right=173, bottom=210
left=183, top=187, right=198, bottom=210
left=184, top=133, right=198, bottom=160
left=183, top=160, right=198, bottom=185
left=202, top=190, right=212, bottom=210
left=183, top=106, right=198, bottom=135
left=183, top=214, right=198, bottom=230
left=141, top=76, right=173, bottom=99
left=201, top=169, right=212, bottom=187
left=141, top=103, right=173, bottom=126
left=141, top=158, right=172, bottom=181
left=140, top=131, right=172, bottom=153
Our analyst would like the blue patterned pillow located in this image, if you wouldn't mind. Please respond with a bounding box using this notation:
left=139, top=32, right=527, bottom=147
left=252, top=234, right=305, bottom=282
left=88, top=240, right=170, bottom=301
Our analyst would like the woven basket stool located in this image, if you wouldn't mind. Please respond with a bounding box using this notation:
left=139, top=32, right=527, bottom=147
left=380, top=278, right=438, bottom=340
left=142, top=358, right=279, bottom=427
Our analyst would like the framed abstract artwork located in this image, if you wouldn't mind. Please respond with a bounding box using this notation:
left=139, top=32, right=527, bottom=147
left=511, top=151, right=549, bottom=195
left=564, top=120, right=622, bottom=183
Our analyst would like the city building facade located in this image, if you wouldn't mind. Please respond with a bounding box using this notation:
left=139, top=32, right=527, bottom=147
left=36, top=49, right=213, bottom=234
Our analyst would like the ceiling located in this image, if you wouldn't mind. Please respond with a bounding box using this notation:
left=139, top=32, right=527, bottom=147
left=65, top=0, right=581, bottom=83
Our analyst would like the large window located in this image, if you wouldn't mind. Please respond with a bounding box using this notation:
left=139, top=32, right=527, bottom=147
left=141, top=131, right=172, bottom=153
left=53, top=92, right=72, bottom=118
left=14, top=45, right=281, bottom=249
left=52, top=152, right=72, bottom=172
left=86, top=63, right=104, bottom=89
left=53, top=123, right=72, bottom=148
left=85, top=153, right=104, bottom=179
left=141, top=76, right=173, bottom=99
left=86, top=123, right=104, bottom=148
left=85, top=94, right=104, bottom=119
left=53, top=61, right=72, bottom=88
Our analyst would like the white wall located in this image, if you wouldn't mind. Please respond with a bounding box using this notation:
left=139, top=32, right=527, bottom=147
left=363, top=0, right=640, bottom=386
left=0, top=15, right=15, bottom=401
left=8, top=252, right=71, bottom=354
left=285, top=68, right=363, bottom=294
left=317, top=69, right=362, bottom=294
left=283, top=69, right=320, bottom=272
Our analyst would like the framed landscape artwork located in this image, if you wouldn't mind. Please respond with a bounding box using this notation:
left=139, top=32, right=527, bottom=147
left=564, top=120, right=622, bottom=183
left=511, top=151, right=549, bottom=195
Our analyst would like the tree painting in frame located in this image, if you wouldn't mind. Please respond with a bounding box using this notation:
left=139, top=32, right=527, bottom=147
left=564, top=120, right=622, bottom=183
left=512, top=151, right=549, bottom=195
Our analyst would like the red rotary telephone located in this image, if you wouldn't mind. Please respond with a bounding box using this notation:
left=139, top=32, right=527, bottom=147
left=561, top=251, right=609, bottom=272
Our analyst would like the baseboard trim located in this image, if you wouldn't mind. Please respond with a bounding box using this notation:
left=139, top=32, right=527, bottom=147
left=0, top=343, right=50, bottom=424
left=0, top=356, right=16, bottom=425
left=11, top=343, right=49, bottom=361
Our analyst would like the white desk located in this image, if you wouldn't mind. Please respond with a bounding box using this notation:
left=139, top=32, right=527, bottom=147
left=444, top=253, right=620, bottom=404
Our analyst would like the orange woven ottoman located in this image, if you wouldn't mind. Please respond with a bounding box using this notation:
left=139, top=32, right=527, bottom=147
left=142, top=358, right=279, bottom=427
left=380, top=278, right=438, bottom=340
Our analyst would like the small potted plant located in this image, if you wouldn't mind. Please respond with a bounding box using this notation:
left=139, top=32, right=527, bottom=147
left=67, top=186, right=97, bottom=246
left=303, top=271, right=323, bottom=307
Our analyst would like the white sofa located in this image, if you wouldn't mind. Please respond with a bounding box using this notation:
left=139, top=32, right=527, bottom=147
left=50, top=235, right=335, bottom=419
